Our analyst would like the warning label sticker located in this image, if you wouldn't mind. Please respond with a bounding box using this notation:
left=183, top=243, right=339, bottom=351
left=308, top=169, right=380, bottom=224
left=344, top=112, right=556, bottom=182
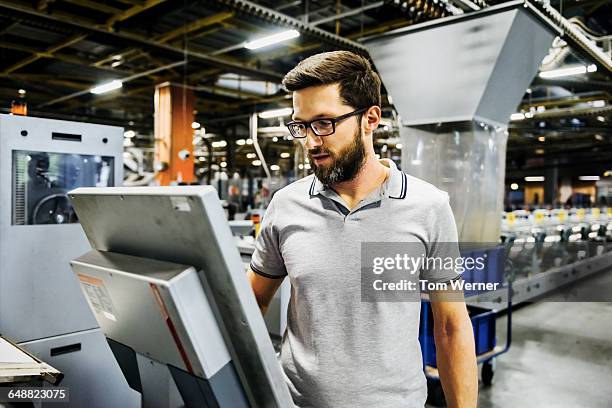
left=78, top=274, right=118, bottom=322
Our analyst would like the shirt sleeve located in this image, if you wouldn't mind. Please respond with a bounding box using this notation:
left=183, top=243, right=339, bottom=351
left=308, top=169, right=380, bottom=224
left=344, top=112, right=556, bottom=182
left=249, top=198, right=288, bottom=279
left=420, top=192, right=462, bottom=283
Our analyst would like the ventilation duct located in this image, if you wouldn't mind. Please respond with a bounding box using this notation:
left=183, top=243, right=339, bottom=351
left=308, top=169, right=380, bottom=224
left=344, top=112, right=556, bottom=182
left=365, top=1, right=556, bottom=241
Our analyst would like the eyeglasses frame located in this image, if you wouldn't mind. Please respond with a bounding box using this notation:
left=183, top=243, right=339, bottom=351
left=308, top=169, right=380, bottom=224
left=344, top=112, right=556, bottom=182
left=285, top=107, right=369, bottom=139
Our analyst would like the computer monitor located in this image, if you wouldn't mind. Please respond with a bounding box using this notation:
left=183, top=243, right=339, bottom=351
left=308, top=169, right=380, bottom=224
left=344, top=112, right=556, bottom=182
left=68, top=186, right=293, bottom=408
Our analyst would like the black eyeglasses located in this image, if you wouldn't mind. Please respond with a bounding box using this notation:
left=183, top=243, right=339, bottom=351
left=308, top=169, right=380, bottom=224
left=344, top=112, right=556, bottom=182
left=286, top=108, right=368, bottom=139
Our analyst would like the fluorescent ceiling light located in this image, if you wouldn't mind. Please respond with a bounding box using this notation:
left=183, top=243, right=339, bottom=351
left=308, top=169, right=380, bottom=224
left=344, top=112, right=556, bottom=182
left=211, top=140, right=227, bottom=148
left=90, top=80, right=122, bottom=95
left=592, top=100, right=606, bottom=108
left=258, top=126, right=289, bottom=134
left=579, top=176, right=600, bottom=181
left=124, top=130, right=136, bottom=138
left=236, top=139, right=246, bottom=145
left=510, top=113, right=525, bottom=121
left=259, top=107, right=293, bottom=119
left=245, top=30, right=300, bottom=50
left=525, top=176, right=545, bottom=182
left=270, top=164, right=280, bottom=171
left=539, top=64, right=596, bottom=79
left=252, top=160, right=262, bottom=166
left=280, top=152, right=290, bottom=159
left=191, top=122, right=201, bottom=129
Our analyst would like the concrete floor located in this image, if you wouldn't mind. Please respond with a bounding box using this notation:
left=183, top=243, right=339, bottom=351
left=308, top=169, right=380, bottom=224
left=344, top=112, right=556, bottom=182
left=477, top=271, right=612, bottom=408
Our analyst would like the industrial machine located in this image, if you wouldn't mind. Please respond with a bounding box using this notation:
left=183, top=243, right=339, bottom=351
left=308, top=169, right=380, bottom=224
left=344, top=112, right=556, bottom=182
left=68, top=186, right=294, bottom=408
left=0, top=114, right=139, bottom=407
left=364, top=0, right=612, bottom=305
left=363, top=3, right=612, bottom=403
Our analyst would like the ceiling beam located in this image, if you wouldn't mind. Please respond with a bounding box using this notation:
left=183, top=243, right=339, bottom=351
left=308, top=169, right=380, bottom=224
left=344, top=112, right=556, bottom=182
left=154, top=11, right=234, bottom=43
left=2, top=33, right=87, bottom=74
left=0, top=2, right=284, bottom=81
left=1, top=0, right=169, bottom=75
left=104, top=0, right=166, bottom=29
left=0, top=40, right=133, bottom=75
left=0, top=20, right=18, bottom=35
left=63, top=0, right=123, bottom=15
left=92, top=11, right=234, bottom=73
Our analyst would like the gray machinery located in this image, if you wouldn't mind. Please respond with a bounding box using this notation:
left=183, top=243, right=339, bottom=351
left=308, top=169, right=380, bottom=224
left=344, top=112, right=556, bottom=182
left=0, top=114, right=140, bottom=406
left=365, top=1, right=612, bottom=303
left=365, top=0, right=556, bottom=243
left=68, top=186, right=294, bottom=407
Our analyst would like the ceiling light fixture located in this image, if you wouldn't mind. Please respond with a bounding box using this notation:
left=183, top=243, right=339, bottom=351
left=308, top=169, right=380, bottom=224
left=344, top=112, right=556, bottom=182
left=90, top=80, right=122, bottom=95
left=245, top=30, right=300, bottom=50
left=259, top=107, right=293, bottom=119
left=539, top=64, right=597, bottom=79
left=525, top=176, right=545, bottom=182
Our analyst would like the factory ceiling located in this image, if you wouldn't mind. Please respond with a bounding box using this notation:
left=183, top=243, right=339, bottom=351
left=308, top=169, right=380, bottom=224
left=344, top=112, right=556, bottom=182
left=0, top=0, right=610, bottom=176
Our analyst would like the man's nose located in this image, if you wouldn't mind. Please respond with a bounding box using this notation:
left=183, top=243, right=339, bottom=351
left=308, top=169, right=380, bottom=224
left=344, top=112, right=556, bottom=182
left=304, top=127, right=323, bottom=150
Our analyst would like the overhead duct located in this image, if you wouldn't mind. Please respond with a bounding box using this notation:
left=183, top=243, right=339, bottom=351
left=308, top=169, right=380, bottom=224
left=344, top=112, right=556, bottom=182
left=365, top=1, right=556, bottom=242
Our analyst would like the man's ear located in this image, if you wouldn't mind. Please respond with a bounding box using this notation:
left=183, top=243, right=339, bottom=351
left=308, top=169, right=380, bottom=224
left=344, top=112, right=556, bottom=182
left=363, top=106, right=382, bottom=133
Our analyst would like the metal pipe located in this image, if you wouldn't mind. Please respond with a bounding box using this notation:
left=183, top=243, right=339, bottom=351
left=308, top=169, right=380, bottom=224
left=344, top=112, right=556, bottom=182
left=528, top=0, right=612, bottom=74
left=39, top=60, right=187, bottom=108
left=212, top=0, right=367, bottom=51
left=309, top=1, right=385, bottom=26
left=250, top=113, right=272, bottom=182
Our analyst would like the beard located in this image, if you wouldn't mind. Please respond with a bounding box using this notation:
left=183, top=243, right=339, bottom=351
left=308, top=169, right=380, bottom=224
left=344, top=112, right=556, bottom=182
left=308, top=126, right=366, bottom=185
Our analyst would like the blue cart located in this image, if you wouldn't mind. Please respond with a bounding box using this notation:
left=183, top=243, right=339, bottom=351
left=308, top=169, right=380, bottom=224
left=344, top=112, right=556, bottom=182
left=419, top=245, right=513, bottom=406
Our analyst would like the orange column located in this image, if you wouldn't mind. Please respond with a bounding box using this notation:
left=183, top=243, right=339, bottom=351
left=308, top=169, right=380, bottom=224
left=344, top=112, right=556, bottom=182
left=154, top=83, right=195, bottom=185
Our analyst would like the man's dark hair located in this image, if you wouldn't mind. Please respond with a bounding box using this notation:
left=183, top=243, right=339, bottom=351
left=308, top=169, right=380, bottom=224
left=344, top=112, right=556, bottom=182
left=282, top=51, right=382, bottom=109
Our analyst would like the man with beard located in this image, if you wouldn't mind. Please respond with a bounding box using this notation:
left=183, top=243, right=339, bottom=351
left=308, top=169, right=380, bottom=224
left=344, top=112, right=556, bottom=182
left=248, top=51, right=477, bottom=408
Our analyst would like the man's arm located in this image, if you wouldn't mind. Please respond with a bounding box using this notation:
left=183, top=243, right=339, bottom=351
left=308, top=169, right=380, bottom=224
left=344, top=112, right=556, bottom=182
left=430, top=291, right=478, bottom=408
left=247, top=268, right=285, bottom=315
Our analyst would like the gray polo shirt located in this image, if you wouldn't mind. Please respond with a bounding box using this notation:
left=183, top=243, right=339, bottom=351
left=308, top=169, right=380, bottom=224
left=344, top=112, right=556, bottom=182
left=250, top=159, right=459, bottom=408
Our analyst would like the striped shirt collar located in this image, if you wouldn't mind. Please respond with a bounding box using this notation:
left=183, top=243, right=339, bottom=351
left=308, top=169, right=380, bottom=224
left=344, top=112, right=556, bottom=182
left=309, top=158, right=407, bottom=200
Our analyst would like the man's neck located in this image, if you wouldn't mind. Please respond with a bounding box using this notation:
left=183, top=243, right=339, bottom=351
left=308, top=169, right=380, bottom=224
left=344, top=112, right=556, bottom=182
left=330, top=155, right=389, bottom=210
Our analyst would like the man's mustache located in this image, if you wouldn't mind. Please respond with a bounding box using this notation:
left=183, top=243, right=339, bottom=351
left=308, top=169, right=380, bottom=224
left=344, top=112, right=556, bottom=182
left=308, top=148, right=332, bottom=156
